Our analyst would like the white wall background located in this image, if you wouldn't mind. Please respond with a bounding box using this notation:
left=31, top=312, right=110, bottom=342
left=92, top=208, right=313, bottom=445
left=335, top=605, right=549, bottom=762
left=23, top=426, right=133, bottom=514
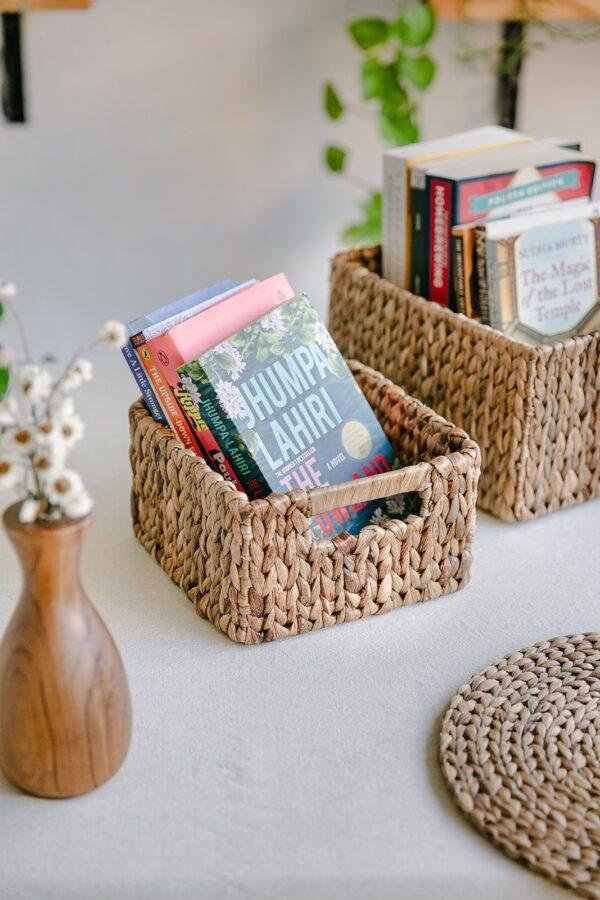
left=0, top=0, right=598, bottom=356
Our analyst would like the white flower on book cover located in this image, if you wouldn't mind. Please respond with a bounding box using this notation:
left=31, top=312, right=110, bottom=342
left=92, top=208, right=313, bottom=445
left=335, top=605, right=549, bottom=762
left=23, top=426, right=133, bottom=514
left=370, top=494, right=415, bottom=526
left=200, top=342, right=246, bottom=383
left=259, top=310, right=285, bottom=334
left=370, top=507, right=388, bottom=527
left=386, top=494, right=408, bottom=517
left=179, top=373, right=202, bottom=406
left=215, top=380, right=247, bottom=420
left=312, top=321, right=336, bottom=354
left=239, top=428, right=261, bottom=459
left=211, top=341, right=246, bottom=382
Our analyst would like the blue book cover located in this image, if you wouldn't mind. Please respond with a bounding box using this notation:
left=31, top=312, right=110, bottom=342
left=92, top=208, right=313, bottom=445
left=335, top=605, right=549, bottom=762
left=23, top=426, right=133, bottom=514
left=121, top=340, right=168, bottom=426
left=178, top=294, right=403, bottom=540
left=128, top=278, right=237, bottom=337
left=123, top=278, right=251, bottom=425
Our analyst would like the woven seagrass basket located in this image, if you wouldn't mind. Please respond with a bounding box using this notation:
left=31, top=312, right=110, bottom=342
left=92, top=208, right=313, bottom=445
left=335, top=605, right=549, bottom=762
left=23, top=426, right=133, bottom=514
left=329, top=246, right=600, bottom=522
left=129, top=361, right=480, bottom=644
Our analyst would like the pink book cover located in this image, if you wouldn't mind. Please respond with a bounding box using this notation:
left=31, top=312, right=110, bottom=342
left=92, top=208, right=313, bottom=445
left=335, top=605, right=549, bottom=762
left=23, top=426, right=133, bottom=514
left=146, top=272, right=293, bottom=381
left=143, top=273, right=294, bottom=466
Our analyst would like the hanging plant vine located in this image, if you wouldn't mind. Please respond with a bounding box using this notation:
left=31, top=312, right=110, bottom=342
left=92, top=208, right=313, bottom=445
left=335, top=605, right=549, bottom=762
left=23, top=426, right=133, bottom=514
left=456, top=0, right=600, bottom=129
left=323, top=1, right=437, bottom=245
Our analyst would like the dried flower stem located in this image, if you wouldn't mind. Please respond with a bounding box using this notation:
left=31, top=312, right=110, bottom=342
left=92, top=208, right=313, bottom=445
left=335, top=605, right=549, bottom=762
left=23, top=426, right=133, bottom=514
left=5, top=299, right=33, bottom=364
left=0, top=281, right=124, bottom=524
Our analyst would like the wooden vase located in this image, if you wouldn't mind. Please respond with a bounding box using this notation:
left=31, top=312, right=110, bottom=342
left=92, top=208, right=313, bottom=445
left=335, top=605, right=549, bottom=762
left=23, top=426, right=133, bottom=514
left=0, top=502, right=132, bottom=798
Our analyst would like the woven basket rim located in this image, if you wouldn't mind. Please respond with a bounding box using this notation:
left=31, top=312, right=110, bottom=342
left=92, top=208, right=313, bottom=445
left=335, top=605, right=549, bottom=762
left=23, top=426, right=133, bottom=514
left=333, top=246, right=600, bottom=360
left=129, top=359, right=480, bottom=547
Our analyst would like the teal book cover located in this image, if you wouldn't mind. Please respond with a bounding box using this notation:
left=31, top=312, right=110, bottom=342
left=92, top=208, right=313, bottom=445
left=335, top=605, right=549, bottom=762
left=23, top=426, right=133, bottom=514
left=178, top=294, right=407, bottom=539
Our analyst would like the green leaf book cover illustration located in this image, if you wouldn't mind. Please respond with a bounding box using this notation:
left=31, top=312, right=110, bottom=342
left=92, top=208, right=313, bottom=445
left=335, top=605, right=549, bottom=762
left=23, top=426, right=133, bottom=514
left=178, top=294, right=414, bottom=539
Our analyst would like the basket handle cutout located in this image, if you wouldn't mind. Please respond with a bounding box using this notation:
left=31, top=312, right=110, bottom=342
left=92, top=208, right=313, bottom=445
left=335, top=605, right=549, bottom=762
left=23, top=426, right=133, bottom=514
left=306, top=462, right=431, bottom=517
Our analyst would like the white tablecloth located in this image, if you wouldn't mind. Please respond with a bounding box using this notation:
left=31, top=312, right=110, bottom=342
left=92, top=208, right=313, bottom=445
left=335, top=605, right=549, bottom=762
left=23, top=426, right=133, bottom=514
left=0, top=362, right=596, bottom=900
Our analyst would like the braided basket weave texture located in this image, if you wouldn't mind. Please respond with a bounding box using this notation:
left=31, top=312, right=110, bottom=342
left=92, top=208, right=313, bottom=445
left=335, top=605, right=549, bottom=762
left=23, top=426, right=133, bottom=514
left=440, top=634, right=600, bottom=897
left=328, top=246, right=600, bottom=522
left=129, top=361, right=480, bottom=644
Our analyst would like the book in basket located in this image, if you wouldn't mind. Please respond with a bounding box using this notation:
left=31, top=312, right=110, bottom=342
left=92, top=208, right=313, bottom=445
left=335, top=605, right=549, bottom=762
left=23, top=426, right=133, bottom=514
left=122, top=278, right=238, bottom=430
left=177, top=294, right=401, bottom=539
left=139, top=274, right=293, bottom=475
left=410, top=141, right=596, bottom=308
left=382, top=125, right=529, bottom=292
left=485, top=199, right=600, bottom=344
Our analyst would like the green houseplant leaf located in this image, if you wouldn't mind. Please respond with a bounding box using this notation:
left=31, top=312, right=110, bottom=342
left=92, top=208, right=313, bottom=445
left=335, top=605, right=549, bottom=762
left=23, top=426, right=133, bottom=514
left=379, top=110, right=419, bottom=145
left=348, top=17, right=389, bottom=50
left=0, top=366, right=8, bottom=402
left=398, top=54, right=436, bottom=90
left=343, top=192, right=382, bottom=246
left=323, top=3, right=437, bottom=243
left=392, top=4, right=436, bottom=48
left=360, top=58, right=386, bottom=100
left=324, top=145, right=347, bottom=173
left=323, top=82, right=344, bottom=120
left=361, top=59, right=409, bottom=105
left=380, top=87, right=410, bottom=120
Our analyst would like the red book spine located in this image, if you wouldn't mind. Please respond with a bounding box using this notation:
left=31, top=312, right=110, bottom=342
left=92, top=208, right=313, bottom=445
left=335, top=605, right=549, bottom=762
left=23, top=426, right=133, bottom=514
left=428, top=177, right=452, bottom=306
left=172, top=381, right=245, bottom=491
left=142, top=333, right=244, bottom=489
left=137, top=345, right=201, bottom=453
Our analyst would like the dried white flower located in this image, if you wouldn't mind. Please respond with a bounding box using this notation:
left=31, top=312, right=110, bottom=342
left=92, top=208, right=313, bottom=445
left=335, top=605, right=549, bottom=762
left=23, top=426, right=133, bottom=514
left=215, top=380, right=247, bottom=420
left=30, top=370, right=54, bottom=401
left=0, top=287, right=104, bottom=522
left=58, top=413, right=85, bottom=448
left=72, top=358, right=93, bottom=382
left=0, top=397, right=17, bottom=428
left=7, top=425, right=36, bottom=455
left=52, top=396, right=75, bottom=420
left=18, top=498, right=40, bottom=523
left=36, top=419, right=58, bottom=443
left=0, top=457, right=21, bottom=489
left=33, top=449, right=63, bottom=481
left=60, top=370, right=83, bottom=393
left=17, top=365, right=53, bottom=403
left=0, top=280, right=17, bottom=301
left=18, top=362, right=38, bottom=380
left=62, top=491, right=93, bottom=519
left=45, top=469, right=84, bottom=506
left=0, top=345, right=12, bottom=368
left=35, top=421, right=67, bottom=463
left=99, top=320, right=127, bottom=349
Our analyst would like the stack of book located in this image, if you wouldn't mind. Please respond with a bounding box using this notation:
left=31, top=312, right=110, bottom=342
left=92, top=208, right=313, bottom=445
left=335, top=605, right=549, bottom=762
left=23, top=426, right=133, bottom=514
left=123, top=278, right=413, bottom=539
left=383, top=127, right=599, bottom=344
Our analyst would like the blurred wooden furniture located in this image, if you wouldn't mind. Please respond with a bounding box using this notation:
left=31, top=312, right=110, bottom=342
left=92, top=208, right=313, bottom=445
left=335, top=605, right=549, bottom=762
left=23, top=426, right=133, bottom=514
left=0, top=0, right=91, bottom=122
left=433, top=0, right=599, bottom=128
left=0, top=1, right=90, bottom=10
left=433, top=0, right=599, bottom=18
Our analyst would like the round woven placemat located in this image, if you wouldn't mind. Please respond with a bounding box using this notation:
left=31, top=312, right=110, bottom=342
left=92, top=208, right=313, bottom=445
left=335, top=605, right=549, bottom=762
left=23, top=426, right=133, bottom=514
left=440, top=633, right=600, bottom=897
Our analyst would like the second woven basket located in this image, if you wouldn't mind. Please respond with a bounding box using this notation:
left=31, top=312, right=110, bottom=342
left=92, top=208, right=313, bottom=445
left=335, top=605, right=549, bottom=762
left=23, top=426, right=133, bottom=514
left=329, top=246, right=600, bottom=522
